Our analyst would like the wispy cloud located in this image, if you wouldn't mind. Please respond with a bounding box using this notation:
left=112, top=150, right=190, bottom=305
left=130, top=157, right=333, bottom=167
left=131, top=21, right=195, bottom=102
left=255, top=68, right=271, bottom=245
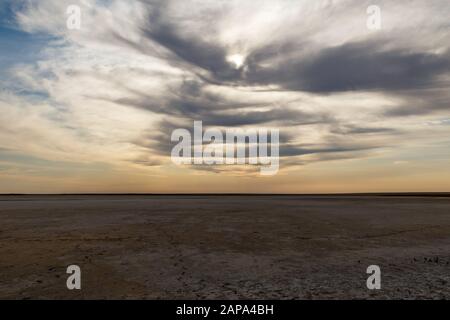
left=0, top=0, right=449, bottom=192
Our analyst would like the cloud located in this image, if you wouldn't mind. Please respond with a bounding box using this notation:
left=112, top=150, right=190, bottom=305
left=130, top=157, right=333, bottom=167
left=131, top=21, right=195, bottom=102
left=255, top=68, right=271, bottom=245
left=142, top=10, right=240, bottom=81
left=383, top=88, right=450, bottom=117
left=330, top=125, right=397, bottom=135
left=1, top=0, right=450, bottom=187
left=245, top=40, right=450, bottom=93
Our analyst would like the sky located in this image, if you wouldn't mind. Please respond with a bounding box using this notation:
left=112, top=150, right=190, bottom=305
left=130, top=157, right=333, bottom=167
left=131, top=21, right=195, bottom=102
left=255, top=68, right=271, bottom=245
left=0, top=0, right=449, bottom=194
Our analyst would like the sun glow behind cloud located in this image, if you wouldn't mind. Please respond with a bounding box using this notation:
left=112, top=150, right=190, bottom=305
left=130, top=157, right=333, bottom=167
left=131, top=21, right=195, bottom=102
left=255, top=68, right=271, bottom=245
left=227, top=54, right=246, bottom=69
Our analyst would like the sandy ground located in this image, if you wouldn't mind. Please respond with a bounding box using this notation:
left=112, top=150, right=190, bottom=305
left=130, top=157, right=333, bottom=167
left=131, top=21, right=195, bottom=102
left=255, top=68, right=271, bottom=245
left=0, top=195, right=449, bottom=300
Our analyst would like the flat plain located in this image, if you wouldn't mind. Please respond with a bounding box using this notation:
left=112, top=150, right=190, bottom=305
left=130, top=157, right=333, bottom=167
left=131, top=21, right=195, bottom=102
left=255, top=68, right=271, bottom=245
left=0, top=194, right=449, bottom=299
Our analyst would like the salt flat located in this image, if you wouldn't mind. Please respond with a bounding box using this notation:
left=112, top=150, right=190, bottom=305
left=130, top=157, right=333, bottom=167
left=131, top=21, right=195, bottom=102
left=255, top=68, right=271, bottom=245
left=0, top=195, right=449, bottom=299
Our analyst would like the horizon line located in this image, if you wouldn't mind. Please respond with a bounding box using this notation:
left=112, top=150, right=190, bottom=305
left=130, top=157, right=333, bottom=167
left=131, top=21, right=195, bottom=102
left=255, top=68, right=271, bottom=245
left=1, top=192, right=450, bottom=197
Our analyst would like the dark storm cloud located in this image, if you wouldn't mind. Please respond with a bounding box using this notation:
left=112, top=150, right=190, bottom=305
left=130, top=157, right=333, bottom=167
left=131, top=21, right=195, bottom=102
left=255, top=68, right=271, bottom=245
left=330, top=125, right=397, bottom=135
left=132, top=119, right=184, bottom=156
left=281, top=144, right=380, bottom=158
left=140, top=0, right=242, bottom=81
left=245, top=40, right=450, bottom=93
left=111, top=79, right=334, bottom=127
left=137, top=2, right=450, bottom=94
left=143, top=27, right=240, bottom=81
left=132, top=116, right=381, bottom=173
left=112, top=80, right=252, bottom=118
left=133, top=116, right=312, bottom=158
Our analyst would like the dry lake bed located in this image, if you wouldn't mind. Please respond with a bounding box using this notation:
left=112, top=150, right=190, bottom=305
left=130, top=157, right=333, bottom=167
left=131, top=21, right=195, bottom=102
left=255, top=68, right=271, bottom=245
left=0, top=194, right=449, bottom=299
